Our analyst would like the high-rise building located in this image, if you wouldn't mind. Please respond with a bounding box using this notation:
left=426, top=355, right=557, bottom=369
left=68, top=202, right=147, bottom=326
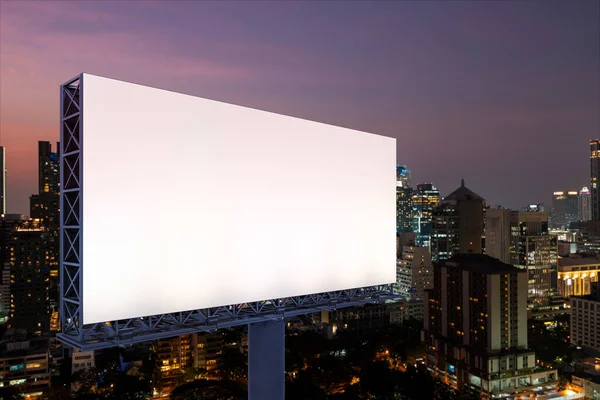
left=395, top=240, right=433, bottom=300
left=579, top=186, right=592, bottom=222
left=487, top=210, right=558, bottom=302
left=29, top=142, right=60, bottom=312
left=511, top=212, right=558, bottom=301
left=590, top=140, right=600, bottom=220
left=484, top=208, right=513, bottom=264
left=570, top=282, right=600, bottom=352
left=0, top=146, right=6, bottom=215
left=37, top=141, right=60, bottom=197
left=413, top=183, right=440, bottom=248
left=551, top=190, right=579, bottom=230
left=431, top=180, right=484, bottom=263
left=422, top=254, right=558, bottom=398
left=396, top=164, right=411, bottom=189
left=0, top=214, right=25, bottom=323
left=396, top=165, right=416, bottom=235
left=9, top=219, right=50, bottom=333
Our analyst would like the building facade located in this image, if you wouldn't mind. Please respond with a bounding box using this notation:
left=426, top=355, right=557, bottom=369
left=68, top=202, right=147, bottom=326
left=422, top=254, right=558, bottom=399
left=0, top=330, right=50, bottom=399
left=591, top=140, right=600, bottom=221
left=551, top=191, right=580, bottom=230
left=485, top=208, right=513, bottom=264
left=413, top=183, right=440, bottom=248
left=511, top=212, right=558, bottom=301
left=0, top=146, right=5, bottom=215
left=431, top=180, right=484, bottom=263
left=9, top=219, right=50, bottom=333
left=396, top=243, right=433, bottom=300
left=29, top=142, right=60, bottom=314
left=570, top=282, right=600, bottom=352
left=557, top=256, right=600, bottom=297
left=581, top=187, right=593, bottom=222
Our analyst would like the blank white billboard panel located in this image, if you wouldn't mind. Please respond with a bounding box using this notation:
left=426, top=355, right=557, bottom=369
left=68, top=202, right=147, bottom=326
left=81, top=74, right=396, bottom=324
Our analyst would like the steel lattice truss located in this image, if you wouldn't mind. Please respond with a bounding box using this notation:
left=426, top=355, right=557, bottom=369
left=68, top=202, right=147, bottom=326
left=58, top=74, right=397, bottom=351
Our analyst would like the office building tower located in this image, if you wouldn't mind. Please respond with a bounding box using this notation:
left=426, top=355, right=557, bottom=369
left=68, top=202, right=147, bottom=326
left=484, top=208, right=512, bottom=264
left=557, top=255, right=600, bottom=297
left=570, top=282, right=600, bottom=352
left=29, top=142, right=60, bottom=312
left=591, top=140, right=600, bottom=220
left=37, top=142, right=60, bottom=197
left=512, top=212, right=558, bottom=301
left=551, top=191, right=579, bottom=230
left=396, top=165, right=411, bottom=189
left=0, top=146, right=5, bottom=215
left=431, top=180, right=484, bottom=263
left=487, top=210, right=558, bottom=301
left=396, top=241, right=433, bottom=300
left=422, top=254, right=558, bottom=398
left=9, top=219, right=50, bottom=333
left=413, top=183, right=440, bottom=248
left=0, top=214, right=26, bottom=322
left=397, top=184, right=415, bottom=235
left=579, top=187, right=592, bottom=222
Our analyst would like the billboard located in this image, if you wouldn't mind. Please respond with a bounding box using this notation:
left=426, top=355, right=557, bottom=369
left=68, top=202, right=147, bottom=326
left=80, top=74, right=396, bottom=324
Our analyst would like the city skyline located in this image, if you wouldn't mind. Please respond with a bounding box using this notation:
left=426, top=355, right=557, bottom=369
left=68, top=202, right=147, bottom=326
left=1, top=1, right=599, bottom=214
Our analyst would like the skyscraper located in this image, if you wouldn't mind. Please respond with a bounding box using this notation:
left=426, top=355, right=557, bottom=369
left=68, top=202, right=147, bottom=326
left=431, top=180, right=484, bottom=263
left=9, top=219, right=51, bottom=333
left=396, top=165, right=415, bottom=235
left=0, top=147, right=5, bottom=215
left=396, top=164, right=411, bottom=189
left=591, top=140, right=600, bottom=220
left=487, top=210, right=558, bottom=303
left=579, top=186, right=592, bottom=222
left=413, top=183, right=440, bottom=248
left=484, top=208, right=512, bottom=264
left=550, top=190, right=579, bottom=230
left=30, top=142, right=60, bottom=311
left=422, top=254, right=558, bottom=397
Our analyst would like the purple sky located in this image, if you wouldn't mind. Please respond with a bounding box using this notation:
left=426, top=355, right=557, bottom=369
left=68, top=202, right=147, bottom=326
left=1, top=0, right=599, bottom=214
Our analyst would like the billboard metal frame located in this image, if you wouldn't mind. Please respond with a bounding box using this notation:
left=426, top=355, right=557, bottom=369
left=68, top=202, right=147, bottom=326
left=57, top=74, right=397, bottom=352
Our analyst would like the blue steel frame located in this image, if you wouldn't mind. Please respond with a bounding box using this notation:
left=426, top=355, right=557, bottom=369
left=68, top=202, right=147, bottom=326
left=57, top=74, right=397, bottom=351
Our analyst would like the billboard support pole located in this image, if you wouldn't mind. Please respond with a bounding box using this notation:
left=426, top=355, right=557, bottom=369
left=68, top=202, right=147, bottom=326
left=248, top=319, right=285, bottom=400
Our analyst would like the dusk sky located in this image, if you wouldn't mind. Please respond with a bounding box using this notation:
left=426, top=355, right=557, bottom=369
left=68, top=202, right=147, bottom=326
left=1, top=0, right=598, bottom=214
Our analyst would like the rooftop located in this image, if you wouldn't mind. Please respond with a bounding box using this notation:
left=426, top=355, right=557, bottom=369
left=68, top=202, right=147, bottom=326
left=558, top=256, right=600, bottom=267
left=443, top=179, right=484, bottom=202
left=445, top=253, right=523, bottom=274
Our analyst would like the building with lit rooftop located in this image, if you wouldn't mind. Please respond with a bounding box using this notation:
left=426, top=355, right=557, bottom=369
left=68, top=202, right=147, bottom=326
left=580, top=187, right=592, bottom=222
left=551, top=190, right=579, bottom=230
left=8, top=219, right=50, bottom=333
left=557, top=255, right=600, bottom=297
left=570, top=282, right=600, bottom=353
